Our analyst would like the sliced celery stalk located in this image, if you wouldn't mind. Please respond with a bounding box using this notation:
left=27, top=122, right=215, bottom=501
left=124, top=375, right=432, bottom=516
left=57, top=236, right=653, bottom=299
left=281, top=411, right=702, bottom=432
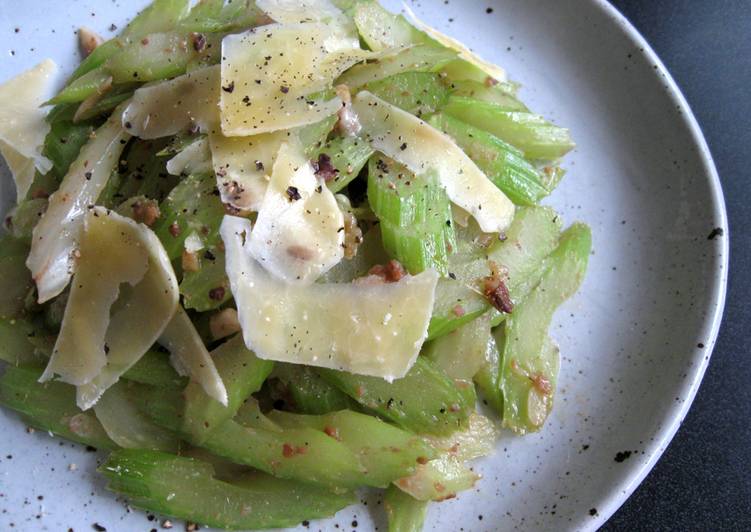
left=121, top=350, right=187, bottom=388
left=472, top=333, right=504, bottom=414
left=272, top=363, right=357, bottom=414
left=48, top=67, right=111, bottom=105
left=318, top=357, right=476, bottom=436
left=314, top=135, right=374, bottom=193
left=423, top=314, right=492, bottom=381
left=353, top=1, right=428, bottom=51
left=43, top=117, right=94, bottom=182
left=100, top=449, right=355, bottom=530
left=362, top=71, right=449, bottom=116
left=178, top=0, right=264, bottom=33
left=500, top=224, right=591, bottom=433
left=0, top=236, right=33, bottom=319
left=443, top=96, right=575, bottom=160
left=0, top=366, right=115, bottom=449
left=5, top=198, right=47, bottom=242
left=182, top=335, right=274, bottom=445
left=367, top=156, right=455, bottom=275
left=429, top=113, right=549, bottom=206
left=267, top=409, right=436, bottom=487
left=337, top=45, right=457, bottom=89
left=0, top=317, right=42, bottom=366
left=448, top=79, right=526, bottom=110
left=428, top=206, right=562, bottom=340
left=385, top=485, right=429, bottom=532
left=153, top=173, right=225, bottom=261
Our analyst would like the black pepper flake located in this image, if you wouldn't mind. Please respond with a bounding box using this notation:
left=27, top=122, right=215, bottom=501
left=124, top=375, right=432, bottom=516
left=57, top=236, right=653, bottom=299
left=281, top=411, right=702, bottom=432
left=448, top=272, right=457, bottom=280
left=286, top=186, right=302, bottom=201
left=311, top=153, right=338, bottom=182
left=222, top=81, right=235, bottom=93
left=124, top=121, right=132, bottom=129
left=707, top=227, right=724, bottom=240
left=486, top=7, right=494, bottom=13
left=280, top=85, right=289, bottom=94
left=86, top=445, right=97, bottom=452
left=614, top=450, right=632, bottom=462
left=589, top=508, right=598, bottom=516
left=84, top=172, right=92, bottom=180
left=399, top=142, right=408, bottom=151
left=92, top=524, right=106, bottom=532
left=204, top=250, right=216, bottom=261
left=190, top=32, right=207, bottom=52
left=255, top=160, right=264, bottom=171
left=104, top=344, right=110, bottom=354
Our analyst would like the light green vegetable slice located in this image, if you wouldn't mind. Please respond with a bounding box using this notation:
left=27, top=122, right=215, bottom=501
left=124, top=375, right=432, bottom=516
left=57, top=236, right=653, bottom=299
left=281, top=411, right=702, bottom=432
left=499, top=224, right=591, bottom=433
left=100, top=449, right=356, bottom=530
left=0, top=236, right=34, bottom=319
left=180, top=248, right=231, bottom=312
left=0, top=365, right=115, bottom=450
left=178, top=0, right=264, bottom=33
left=5, top=198, right=47, bottom=242
left=318, top=356, right=476, bottom=436
left=424, top=314, right=492, bottom=381
left=443, top=96, right=575, bottom=160
left=352, top=91, right=515, bottom=234
left=385, top=485, right=429, bottom=532
left=0, top=317, right=42, bottom=366
left=337, top=46, right=456, bottom=89
left=362, top=71, right=449, bottom=116
left=165, top=137, right=212, bottom=176
left=448, top=79, right=526, bottom=110
left=271, top=363, right=356, bottom=414
left=315, top=135, right=374, bottom=193
left=352, top=1, right=427, bottom=51
left=27, top=102, right=131, bottom=303
left=222, top=215, right=438, bottom=380
left=94, top=381, right=180, bottom=451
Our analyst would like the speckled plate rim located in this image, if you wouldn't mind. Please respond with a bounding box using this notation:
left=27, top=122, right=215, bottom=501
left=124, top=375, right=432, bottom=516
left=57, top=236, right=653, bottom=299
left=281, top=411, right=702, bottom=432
left=583, top=1, right=729, bottom=529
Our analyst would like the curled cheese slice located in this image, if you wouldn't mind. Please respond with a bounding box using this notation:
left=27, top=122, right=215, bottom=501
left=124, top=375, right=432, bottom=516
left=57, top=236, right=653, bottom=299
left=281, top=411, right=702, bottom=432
left=209, top=129, right=289, bottom=212
left=221, top=215, right=438, bottom=380
left=351, top=91, right=515, bottom=234
left=0, top=59, right=59, bottom=201
left=220, top=23, right=372, bottom=136
left=248, top=141, right=344, bottom=284
left=27, top=102, right=131, bottom=303
left=402, top=4, right=507, bottom=82
left=256, top=0, right=358, bottom=46
left=159, top=306, right=229, bottom=406
left=39, top=208, right=178, bottom=410
left=166, top=137, right=212, bottom=176
left=122, top=65, right=220, bottom=139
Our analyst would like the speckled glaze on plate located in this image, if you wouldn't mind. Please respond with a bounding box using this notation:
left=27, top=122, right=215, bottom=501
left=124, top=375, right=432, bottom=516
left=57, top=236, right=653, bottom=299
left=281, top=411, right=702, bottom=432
left=0, top=1, right=728, bottom=530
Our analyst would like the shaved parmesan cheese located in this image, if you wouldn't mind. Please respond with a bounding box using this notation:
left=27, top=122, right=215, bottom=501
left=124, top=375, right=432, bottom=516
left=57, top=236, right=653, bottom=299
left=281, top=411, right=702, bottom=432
left=0, top=59, right=58, bottom=201
left=221, top=215, right=438, bottom=380
left=249, top=142, right=344, bottom=284
left=166, top=137, right=212, bottom=176
left=351, top=91, right=515, bottom=234
left=256, top=0, right=358, bottom=46
left=122, top=65, right=220, bottom=139
left=27, top=103, right=131, bottom=303
left=220, top=23, right=372, bottom=136
left=209, top=130, right=289, bottom=212
left=159, top=306, right=228, bottom=406
left=402, top=4, right=507, bottom=82
left=39, top=208, right=178, bottom=410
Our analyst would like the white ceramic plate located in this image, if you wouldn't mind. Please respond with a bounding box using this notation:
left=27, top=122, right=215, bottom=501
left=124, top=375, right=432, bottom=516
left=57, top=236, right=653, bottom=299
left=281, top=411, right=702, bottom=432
left=0, top=1, right=728, bottom=531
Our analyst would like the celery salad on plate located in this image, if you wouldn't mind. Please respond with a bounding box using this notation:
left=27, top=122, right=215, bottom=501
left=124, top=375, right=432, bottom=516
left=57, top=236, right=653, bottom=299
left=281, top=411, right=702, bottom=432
left=0, top=0, right=590, bottom=530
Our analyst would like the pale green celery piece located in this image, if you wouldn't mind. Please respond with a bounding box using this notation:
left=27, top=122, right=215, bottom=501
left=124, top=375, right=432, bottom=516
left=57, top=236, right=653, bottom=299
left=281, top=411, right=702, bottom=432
left=0, top=365, right=115, bottom=449
left=182, top=334, right=274, bottom=445
left=122, top=350, right=187, bottom=388
left=428, top=113, right=549, bottom=206
left=362, top=71, right=449, bottom=116
left=100, top=449, right=355, bottom=530
left=180, top=248, right=231, bottom=312
left=443, top=96, right=576, bottom=160
left=424, top=314, right=492, bottom=381
left=266, top=409, right=436, bottom=486
left=271, top=363, right=356, bottom=414
left=385, top=485, right=429, bottom=532
left=0, top=317, right=41, bottom=366
left=42, top=117, right=94, bottom=182
left=69, top=0, right=191, bottom=81
left=318, top=357, right=476, bottom=437
left=94, top=381, right=181, bottom=451
left=440, top=57, right=502, bottom=85
left=298, top=115, right=338, bottom=157
left=448, top=79, right=526, bottom=109
left=367, top=156, right=455, bottom=275
left=5, top=198, right=48, bottom=242
left=105, top=32, right=203, bottom=83
left=178, top=0, right=264, bottom=33
left=115, top=138, right=179, bottom=204
left=0, top=236, right=33, bottom=319
left=427, top=206, right=562, bottom=340
left=353, top=0, right=430, bottom=51
left=539, top=164, right=567, bottom=193
left=315, top=136, right=374, bottom=193
left=73, top=86, right=135, bottom=122
left=337, top=45, right=457, bottom=89
left=500, top=224, right=591, bottom=433
left=473, top=333, right=504, bottom=414
left=153, top=173, right=225, bottom=261
left=48, top=67, right=112, bottom=105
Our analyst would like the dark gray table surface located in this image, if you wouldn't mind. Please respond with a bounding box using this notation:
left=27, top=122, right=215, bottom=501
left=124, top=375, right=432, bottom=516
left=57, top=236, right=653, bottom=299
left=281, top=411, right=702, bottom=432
left=602, top=1, right=751, bottom=531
